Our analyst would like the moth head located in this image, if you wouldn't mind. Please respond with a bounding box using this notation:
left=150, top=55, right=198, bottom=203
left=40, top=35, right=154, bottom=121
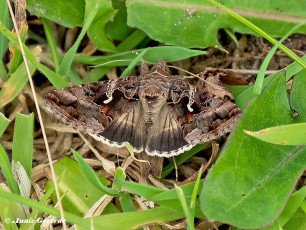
left=139, top=85, right=167, bottom=112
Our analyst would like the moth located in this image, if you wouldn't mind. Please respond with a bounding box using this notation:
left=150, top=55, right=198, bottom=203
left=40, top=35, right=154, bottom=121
left=44, top=60, right=242, bottom=157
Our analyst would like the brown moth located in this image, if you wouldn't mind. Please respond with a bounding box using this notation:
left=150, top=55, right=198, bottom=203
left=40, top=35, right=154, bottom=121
left=44, top=60, right=242, bottom=157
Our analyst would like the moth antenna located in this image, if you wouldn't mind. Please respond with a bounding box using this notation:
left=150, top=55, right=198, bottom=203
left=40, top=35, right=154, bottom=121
left=168, top=65, right=198, bottom=77
left=169, top=65, right=226, bottom=90
left=91, top=59, right=134, bottom=68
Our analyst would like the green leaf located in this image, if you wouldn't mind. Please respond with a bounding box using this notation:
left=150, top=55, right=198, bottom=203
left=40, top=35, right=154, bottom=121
left=201, top=73, right=306, bottom=229
left=0, top=187, right=185, bottom=229
left=71, top=149, right=118, bottom=196
left=42, top=18, right=60, bottom=72
left=206, top=0, right=306, bottom=69
left=0, top=59, right=36, bottom=109
left=120, top=49, right=148, bottom=77
left=12, top=113, right=34, bottom=178
left=161, top=143, right=207, bottom=179
left=46, top=157, right=106, bottom=216
left=282, top=207, right=306, bottom=230
left=119, top=193, right=136, bottom=212
left=74, top=46, right=205, bottom=66
left=113, top=167, right=126, bottom=191
left=0, top=0, right=11, bottom=81
left=105, top=0, right=134, bottom=41
left=290, top=69, right=306, bottom=122
left=175, top=184, right=194, bottom=230
left=93, top=206, right=184, bottom=229
left=126, top=0, right=306, bottom=49
left=0, top=188, right=92, bottom=228
left=0, top=112, right=10, bottom=137
left=58, top=0, right=101, bottom=77
left=116, top=29, right=147, bottom=52
left=267, top=187, right=306, bottom=229
left=87, top=0, right=117, bottom=51
left=244, top=123, right=306, bottom=145
left=0, top=145, right=19, bottom=194
left=0, top=185, right=25, bottom=230
left=116, top=179, right=204, bottom=218
left=235, top=56, right=306, bottom=109
left=27, top=0, right=85, bottom=28
left=252, top=21, right=306, bottom=96
left=0, top=21, right=69, bottom=88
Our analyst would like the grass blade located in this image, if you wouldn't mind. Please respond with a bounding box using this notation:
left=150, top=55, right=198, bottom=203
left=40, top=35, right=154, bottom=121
left=244, top=123, right=306, bottom=145
left=175, top=184, right=194, bottom=230
left=0, top=58, right=36, bottom=108
left=0, top=144, right=19, bottom=194
left=0, top=112, right=10, bottom=136
left=58, top=0, right=100, bottom=77
left=207, top=0, right=306, bottom=69
left=161, top=143, right=207, bottom=179
left=0, top=21, right=69, bottom=88
left=120, top=48, right=148, bottom=77
left=253, top=21, right=306, bottom=96
left=42, top=18, right=60, bottom=72
left=71, top=149, right=118, bottom=196
left=12, top=113, right=34, bottom=178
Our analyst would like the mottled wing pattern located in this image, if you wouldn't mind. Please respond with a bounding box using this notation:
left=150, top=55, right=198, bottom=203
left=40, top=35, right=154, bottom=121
left=44, top=77, right=140, bottom=136
left=45, top=61, right=243, bottom=157
left=167, top=78, right=241, bottom=147
left=145, top=106, right=193, bottom=157
left=91, top=102, right=145, bottom=152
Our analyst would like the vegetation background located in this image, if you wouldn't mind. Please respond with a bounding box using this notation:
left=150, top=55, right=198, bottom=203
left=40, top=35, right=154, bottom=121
left=0, top=0, right=305, bottom=229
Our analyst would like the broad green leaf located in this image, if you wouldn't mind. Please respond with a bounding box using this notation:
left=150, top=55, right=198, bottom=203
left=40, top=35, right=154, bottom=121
left=0, top=112, right=10, bottom=137
left=105, top=0, right=134, bottom=41
left=126, top=0, right=306, bottom=49
left=244, top=123, right=306, bottom=145
left=116, top=29, right=147, bottom=52
left=0, top=59, right=36, bottom=109
left=263, top=187, right=306, bottom=229
left=46, top=157, right=107, bottom=216
left=27, top=0, right=85, bottom=28
left=74, top=46, right=205, bottom=66
left=201, top=73, right=306, bottom=229
left=12, top=113, right=34, bottom=178
left=87, top=0, right=117, bottom=52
